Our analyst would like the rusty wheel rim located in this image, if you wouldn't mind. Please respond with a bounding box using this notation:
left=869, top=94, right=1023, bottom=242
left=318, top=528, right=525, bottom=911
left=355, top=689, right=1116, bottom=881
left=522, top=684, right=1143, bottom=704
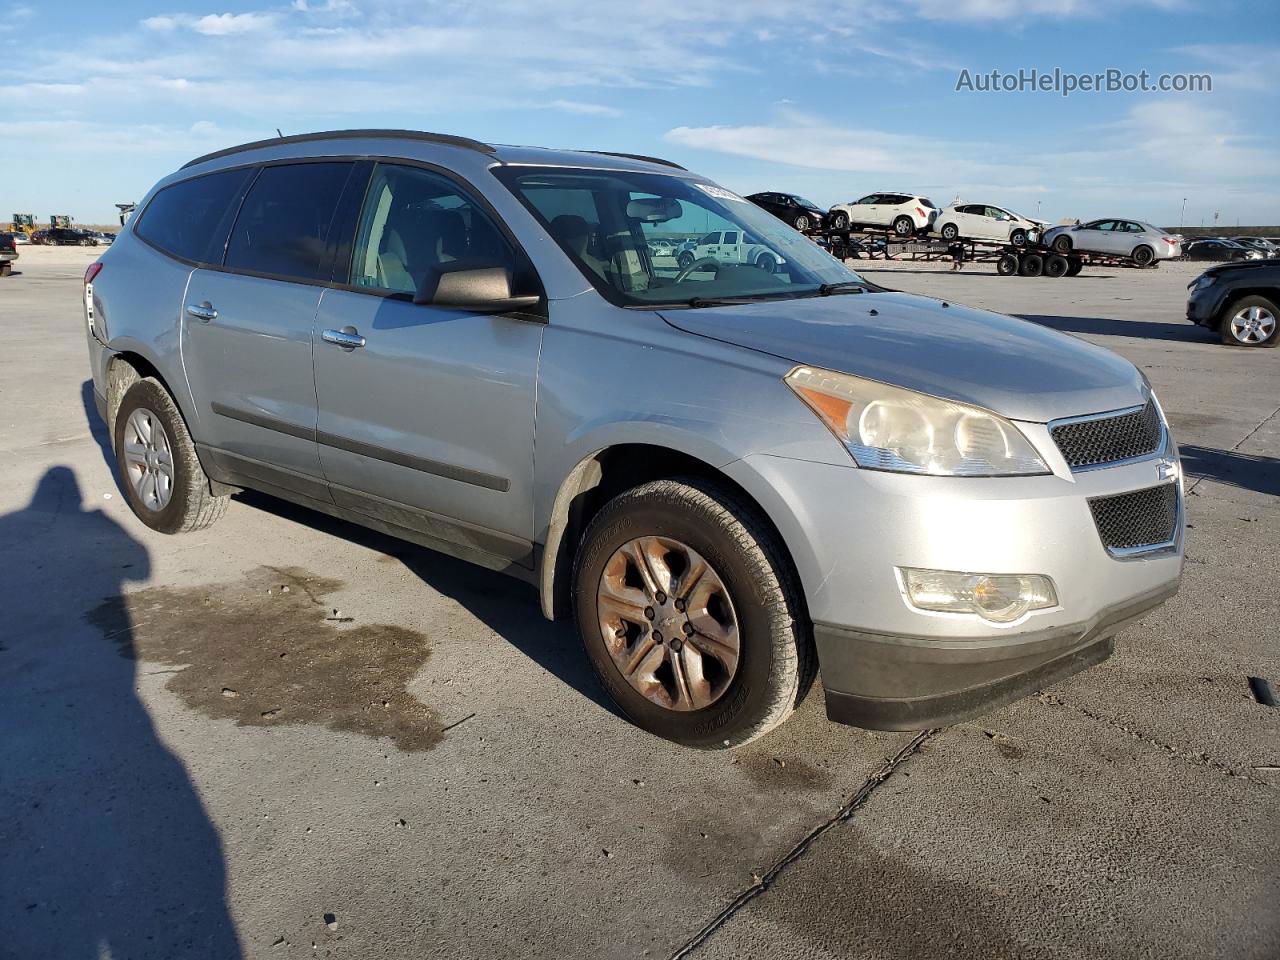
left=597, top=536, right=740, bottom=712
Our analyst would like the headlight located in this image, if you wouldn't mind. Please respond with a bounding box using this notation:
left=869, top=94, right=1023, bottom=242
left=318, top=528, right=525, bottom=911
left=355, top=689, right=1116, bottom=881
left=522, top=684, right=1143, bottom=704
left=786, top=366, right=1049, bottom=476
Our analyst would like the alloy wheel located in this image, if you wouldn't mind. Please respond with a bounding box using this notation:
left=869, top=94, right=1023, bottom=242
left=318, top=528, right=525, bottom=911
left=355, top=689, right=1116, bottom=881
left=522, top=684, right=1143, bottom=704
left=123, top=407, right=175, bottom=511
left=1230, top=305, right=1276, bottom=344
left=596, top=536, right=740, bottom=712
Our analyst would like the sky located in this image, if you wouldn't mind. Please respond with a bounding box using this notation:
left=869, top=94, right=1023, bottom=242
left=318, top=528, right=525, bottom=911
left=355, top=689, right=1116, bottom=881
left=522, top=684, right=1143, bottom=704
left=2, top=0, right=1277, bottom=227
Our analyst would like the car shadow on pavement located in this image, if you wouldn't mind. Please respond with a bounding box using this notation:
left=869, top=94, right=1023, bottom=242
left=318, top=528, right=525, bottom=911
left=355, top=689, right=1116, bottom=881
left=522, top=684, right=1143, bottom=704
left=0, top=467, right=244, bottom=959
left=1179, top=445, right=1280, bottom=496
left=233, top=490, right=619, bottom=716
left=1017, top=313, right=1213, bottom=343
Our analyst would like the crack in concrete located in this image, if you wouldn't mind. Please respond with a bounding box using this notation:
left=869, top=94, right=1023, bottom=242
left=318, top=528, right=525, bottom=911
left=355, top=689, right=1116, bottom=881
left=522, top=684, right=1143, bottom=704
left=1038, top=693, right=1274, bottom=791
left=1187, top=401, right=1280, bottom=495
left=667, top=729, right=936, bottom=960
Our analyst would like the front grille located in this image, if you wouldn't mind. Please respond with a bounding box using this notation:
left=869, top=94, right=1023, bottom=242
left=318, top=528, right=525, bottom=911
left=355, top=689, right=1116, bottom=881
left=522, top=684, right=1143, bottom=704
left=1050, top=401, right=1163, bottom=469
left=1088, top=483, right=1179, bottom=552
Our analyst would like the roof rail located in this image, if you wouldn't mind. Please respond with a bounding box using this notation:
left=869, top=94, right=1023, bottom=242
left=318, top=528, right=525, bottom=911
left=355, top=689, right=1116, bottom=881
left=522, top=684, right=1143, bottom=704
left=182, top=129, right=496, bottom=169
left=586, top=151, right=686, bottom=171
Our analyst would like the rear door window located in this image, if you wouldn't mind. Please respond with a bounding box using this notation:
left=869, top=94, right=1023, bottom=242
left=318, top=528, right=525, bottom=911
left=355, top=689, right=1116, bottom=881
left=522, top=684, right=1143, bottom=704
left=224, top=162, right=355, bottom=282
left=135, top=168, right=253, bottom=263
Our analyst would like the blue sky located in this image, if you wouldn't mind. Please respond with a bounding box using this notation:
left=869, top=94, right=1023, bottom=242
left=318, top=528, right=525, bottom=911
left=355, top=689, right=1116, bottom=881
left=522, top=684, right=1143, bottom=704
left=2, top=0, right=1277, bottom=226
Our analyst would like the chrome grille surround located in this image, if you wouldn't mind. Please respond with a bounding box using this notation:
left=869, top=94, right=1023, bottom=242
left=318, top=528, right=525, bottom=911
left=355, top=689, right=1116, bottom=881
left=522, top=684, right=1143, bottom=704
left=1049, top=401, right=1165, bottom=471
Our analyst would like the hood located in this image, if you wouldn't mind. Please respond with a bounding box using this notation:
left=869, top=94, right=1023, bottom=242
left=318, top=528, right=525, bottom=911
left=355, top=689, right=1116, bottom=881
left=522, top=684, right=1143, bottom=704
left=659, top=292, right=1145, bottom=423
left=1196, top=257, right=1280, bottom=279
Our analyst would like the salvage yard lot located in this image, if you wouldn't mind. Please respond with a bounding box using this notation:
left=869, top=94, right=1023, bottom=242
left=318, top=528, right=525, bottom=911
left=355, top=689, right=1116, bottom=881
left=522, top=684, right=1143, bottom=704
left=2, top=245, right=1277, bottom=959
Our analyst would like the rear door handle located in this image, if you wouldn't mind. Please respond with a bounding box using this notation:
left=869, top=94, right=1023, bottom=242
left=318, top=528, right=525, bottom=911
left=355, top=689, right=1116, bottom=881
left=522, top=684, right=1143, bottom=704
left=186, top=301, right=217, bottom=322
left=321, top=327, right=366, bottom=349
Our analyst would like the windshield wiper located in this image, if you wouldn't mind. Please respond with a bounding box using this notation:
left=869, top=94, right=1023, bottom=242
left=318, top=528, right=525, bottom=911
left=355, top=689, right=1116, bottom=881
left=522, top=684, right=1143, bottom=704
left=817, top=281, right=867, bottom=296
left=686, top=292, right=800, bottom=308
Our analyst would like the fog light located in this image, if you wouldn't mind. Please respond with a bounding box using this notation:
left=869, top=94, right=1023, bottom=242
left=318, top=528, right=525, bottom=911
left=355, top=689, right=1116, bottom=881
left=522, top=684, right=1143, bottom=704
left=901, top=568, right=1057, bottom=623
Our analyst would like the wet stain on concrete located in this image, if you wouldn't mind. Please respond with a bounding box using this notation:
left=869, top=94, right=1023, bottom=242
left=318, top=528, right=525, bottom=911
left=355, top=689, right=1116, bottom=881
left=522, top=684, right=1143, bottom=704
left=735, top=753, right=837, bottom=793
left=86, top=566, right=442, bottom=751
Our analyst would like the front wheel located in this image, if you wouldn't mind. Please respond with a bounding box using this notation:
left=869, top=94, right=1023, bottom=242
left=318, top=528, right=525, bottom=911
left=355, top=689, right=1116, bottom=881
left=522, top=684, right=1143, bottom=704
left=114, top=378, right=229, bottom=534
left=754, top=254, right=777, bottom=274
left=1051, top=235, right=1073, bottom=254
left=1009, top=228, right=1028, bottom=246
left=574, top=478, right=814, bottom=749
left=793, top=214, right=810, bottom=232
left=830, top=212, right=849, bottom=231
left=940, top=223, right=959, bottom=241
left=677, top=251, right=694, bottom=269
left=892, top=216, right=914, bottom=237
left=1220, top=296, right=1278, bottom=347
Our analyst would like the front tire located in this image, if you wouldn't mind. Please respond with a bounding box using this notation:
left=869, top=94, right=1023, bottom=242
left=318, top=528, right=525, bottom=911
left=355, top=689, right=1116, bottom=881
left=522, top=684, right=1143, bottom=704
left=793, top=214, right=810, bottom=232
left=940, top=223, right=959, bottom=241
left=1051, top=235, right=1073, bottom=255
left=1220, top=296, right=1279, bottom=347
left=114, top=378, right=229, bottom=534
left=1009, top=228, right=1028, bottom=246
left=830, top=212, right=849, bottom=231
left=754, top=254, right=777, bottom=274
left=892, top=216, right=914, bottom=237
left=677, top=251, right=694, bottom=269
left=574, top=478, right=814, bottom=749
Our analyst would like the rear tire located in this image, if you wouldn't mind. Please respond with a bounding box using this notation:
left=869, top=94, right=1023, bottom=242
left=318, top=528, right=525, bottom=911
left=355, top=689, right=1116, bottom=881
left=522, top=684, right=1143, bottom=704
left=892, top=216, right=914, bottom=237
left=573, top=478, right=814, bottom=750
left=940, top=223, right=959, bottom=241
left=996, top=253, right=1019, bottom=276
left=1044, top=254, right=1069, bottom=278
left=114, top=378, right=229, bottom=534
left=1051, top=235, right=1073, bottom=255
left=1019, top=254, right=1044, bottom=277
left=1132, top=245, right=1155, bottom=267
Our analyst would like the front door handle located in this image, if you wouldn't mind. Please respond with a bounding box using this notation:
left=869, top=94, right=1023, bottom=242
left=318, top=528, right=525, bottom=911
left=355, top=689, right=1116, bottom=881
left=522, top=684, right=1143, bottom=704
left=321, top=326, right=366, bottom=349
left=186, top=301, right=217, bottom=322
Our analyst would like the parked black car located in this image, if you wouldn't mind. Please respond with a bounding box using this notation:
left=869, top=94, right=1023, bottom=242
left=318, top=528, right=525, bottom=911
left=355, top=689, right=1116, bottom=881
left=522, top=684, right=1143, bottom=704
left=1187, top=258, right=1279, bottom=347
left=0, top=232, right=18, bottom=276
left=45, top=227, right=98, bottom=247
left=746, top=192, right=827, bottom=233
left=1183, top=238, right=1261, bottom=262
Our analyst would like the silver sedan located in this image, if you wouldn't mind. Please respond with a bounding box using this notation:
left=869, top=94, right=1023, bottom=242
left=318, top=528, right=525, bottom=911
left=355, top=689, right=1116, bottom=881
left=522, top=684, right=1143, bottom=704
left=1044, top=219, right=1182, bottom=265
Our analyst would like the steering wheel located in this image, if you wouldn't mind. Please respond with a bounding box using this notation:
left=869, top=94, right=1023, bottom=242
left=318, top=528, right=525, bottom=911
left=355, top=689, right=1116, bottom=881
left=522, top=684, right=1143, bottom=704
left=674, top=257, right=722, bottom=283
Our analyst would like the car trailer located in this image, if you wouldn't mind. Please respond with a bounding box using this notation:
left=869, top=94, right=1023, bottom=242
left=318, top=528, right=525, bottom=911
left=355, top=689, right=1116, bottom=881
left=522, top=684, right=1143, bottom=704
left=821, top=225, right=1156, bottom=278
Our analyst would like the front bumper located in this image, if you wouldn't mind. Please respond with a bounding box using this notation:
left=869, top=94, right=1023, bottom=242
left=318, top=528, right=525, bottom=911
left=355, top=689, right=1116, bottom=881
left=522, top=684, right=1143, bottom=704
left=1186, top=284, right=1225, bottom=327
left=723, top=432, right=1184, bottom=730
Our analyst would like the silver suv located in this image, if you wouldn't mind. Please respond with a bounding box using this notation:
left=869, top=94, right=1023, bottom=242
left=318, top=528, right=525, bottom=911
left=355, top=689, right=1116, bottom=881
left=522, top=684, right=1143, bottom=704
left=84, top=130, right=1184, bottom=748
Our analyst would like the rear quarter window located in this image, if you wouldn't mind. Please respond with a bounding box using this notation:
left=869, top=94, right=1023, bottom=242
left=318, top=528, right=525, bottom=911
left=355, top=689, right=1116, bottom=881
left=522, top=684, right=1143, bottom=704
left=135, top=168, right=254, bottom=264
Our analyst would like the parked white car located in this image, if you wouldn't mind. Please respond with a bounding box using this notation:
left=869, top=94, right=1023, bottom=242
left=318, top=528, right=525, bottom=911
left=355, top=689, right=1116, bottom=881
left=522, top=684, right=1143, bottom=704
left=934, top=204, right=1046, bottom=246
left=827, top=192, right=938, bottom=237
left=675, top=229, right=784, bottom=272
left=1043, top=219, right=1182, bottom=266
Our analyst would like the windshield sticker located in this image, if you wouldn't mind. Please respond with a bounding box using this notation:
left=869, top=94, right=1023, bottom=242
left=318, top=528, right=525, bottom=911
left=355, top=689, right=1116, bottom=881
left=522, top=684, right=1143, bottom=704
left=693, top=183, right=748, bottom=203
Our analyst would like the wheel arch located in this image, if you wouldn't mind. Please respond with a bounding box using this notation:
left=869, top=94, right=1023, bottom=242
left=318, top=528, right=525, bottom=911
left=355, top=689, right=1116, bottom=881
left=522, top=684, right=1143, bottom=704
left=103, top=345, right=191, bottom=437
left=538, top=443, right=805, bottom=624
left=1216, top=288, right=1279, bottom=329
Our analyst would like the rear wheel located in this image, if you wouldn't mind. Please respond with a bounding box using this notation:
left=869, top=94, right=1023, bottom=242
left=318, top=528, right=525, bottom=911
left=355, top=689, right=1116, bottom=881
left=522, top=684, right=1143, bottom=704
left=996, top=253, right=1019, bottom=276
left=574, top=478, right=813, bottom=749
left=1044, top=254, right=1069, bottom=278
left=1019, top=253, right=1044, bottom=277
left=114, top=378, right=229, bottom=534
left=1132, top=245, right=1155, bottom=267
left=1220, top=296, right=1278, bottom=347
left=892, top=216, right=914, bottom=237
left=1051, top=235, right=1073, bottom=255
left=940, top=223, right=959, bottom=241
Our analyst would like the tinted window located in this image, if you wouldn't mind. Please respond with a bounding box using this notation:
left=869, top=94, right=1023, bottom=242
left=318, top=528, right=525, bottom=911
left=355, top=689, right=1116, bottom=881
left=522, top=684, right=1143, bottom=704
left=855, top=195, right=878, bottom=205
left=225, top=162, right=353, bottom=281
left=136, top=168, right=253, bottom=263
left=349, top=163, right=522, bottom=296
left=723, top=231, right=739, bottom=245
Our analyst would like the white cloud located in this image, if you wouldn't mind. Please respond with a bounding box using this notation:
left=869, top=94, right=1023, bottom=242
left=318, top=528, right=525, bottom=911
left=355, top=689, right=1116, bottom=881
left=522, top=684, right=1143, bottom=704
left=546, top=99, right=623, bottom=117
left=192, top=12, right=275, bottom=35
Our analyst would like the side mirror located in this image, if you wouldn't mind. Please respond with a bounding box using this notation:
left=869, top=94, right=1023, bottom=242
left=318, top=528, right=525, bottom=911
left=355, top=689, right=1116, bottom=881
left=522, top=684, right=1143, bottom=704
left=414, top=263, right=541, bottom=313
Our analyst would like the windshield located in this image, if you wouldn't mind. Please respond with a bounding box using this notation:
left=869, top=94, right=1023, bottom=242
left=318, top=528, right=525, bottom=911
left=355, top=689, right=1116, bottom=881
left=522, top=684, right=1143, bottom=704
left=494, top=166, right=863, bottom=307
left=794, top=197, right=820, bottom=209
